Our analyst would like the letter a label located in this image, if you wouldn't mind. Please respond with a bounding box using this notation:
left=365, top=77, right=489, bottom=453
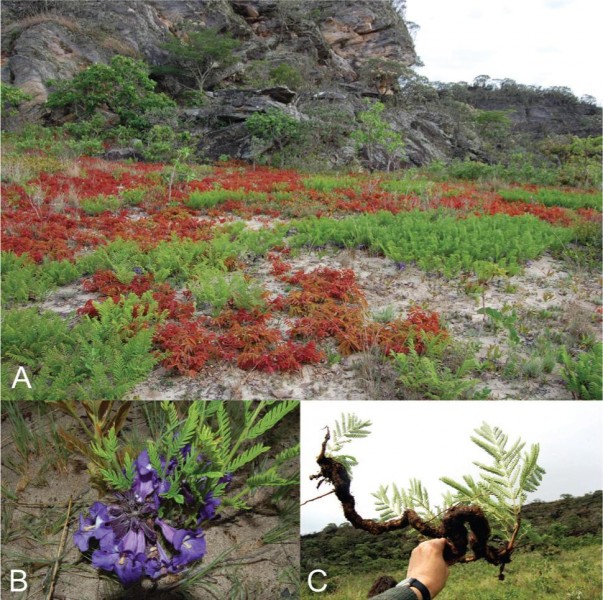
left=11, top=366, right=32, bottom=389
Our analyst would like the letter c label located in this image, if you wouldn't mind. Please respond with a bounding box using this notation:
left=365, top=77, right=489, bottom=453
left=308, top=569, right=327, bottom=592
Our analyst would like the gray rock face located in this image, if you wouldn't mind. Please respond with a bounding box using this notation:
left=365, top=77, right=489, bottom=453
left=1, top=0, right=415, bottom=98
left=2, top=1, right=597, bottom=167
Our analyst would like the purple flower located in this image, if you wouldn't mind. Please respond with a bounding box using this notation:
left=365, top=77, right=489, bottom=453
left=132, top=450, right=170, bottom=507
left=144, top=541, right=175, bottom=579
left=155, top=518, right=179, bottom=546
left=172, top=529, right=206, bottom=566
left=75, top=448, right=223, bottom=585
left=198, top=492, right=220, bottom=522
left=219, top=473, right=233, bottom=487
left=93, top=545, right=147, bottom=586
left=156, top=518, right=206, bottom=567
left=106, top=491, right=157, bottom=547
left=73, top=501, right=116, bottom=552
left=121, top=528, right=147, bottom=555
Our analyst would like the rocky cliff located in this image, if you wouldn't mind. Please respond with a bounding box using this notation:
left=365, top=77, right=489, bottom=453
left=1, top=0, right=416, bottom=100
left=1, top=0, right=599, bottom=168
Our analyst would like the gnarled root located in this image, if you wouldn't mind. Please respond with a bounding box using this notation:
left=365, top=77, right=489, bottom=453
left=311, top=429, right=513, bottom=580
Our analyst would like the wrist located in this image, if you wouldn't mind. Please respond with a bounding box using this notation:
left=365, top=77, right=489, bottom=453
left=397, top=577, right=431, bottom=600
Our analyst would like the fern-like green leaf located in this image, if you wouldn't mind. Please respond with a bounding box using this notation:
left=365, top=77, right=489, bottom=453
left=227, top=443, right=269, bottom=472
left=247, top=401, right=298, bottom=440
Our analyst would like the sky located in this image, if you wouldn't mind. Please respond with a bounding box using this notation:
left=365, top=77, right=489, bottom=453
left=300, top=401, right=602, bottom=534
left=404, top=0, right=603, bottom=105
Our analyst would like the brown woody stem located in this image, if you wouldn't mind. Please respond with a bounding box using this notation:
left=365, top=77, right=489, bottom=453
left=311, top=429, right=513, bottom=576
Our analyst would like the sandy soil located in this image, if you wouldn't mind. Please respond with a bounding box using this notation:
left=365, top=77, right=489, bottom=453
left=124, top=248, right=601, bottom=401
left=34, top=225, right=601, bottom=400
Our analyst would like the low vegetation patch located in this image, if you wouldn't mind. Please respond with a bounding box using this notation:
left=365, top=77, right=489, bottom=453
left=2, top=151, right=600, bottom=399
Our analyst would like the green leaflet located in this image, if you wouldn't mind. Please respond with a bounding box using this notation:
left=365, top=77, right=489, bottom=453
left=227, top=443, right=270, bottom=473
left=247, top=400, right=299, bottom=440
left=441, top=422, right=545, bottom=540
left=363, top=420, right=546, bottom=543
left=88, top=401, right=300, bottom=529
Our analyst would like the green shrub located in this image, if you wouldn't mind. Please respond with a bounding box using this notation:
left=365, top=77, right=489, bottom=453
left=80, top=194, right=122, bottom=215
left=47, top=55, right=175, bottom=132
left=246, top=109, right=303, bottom=166
left=351, top=100, right=406, bottom=172
left=559, top=343, right=602, bottom=399
left=498, top=188, right=601, bottom=210
left=158, top=28, right=240, bottom=92
left=392, top=339, right=482, bottom=400
left=120, top=187, right=148, bottom=206
left=1, top=82, right=32, bottom=114
left=190, top=268, right=266, bottom=315
left=2, top=295, right=161, bottom=400
left=185, top=188, right=248, bottom=209
left=381, top=178, right=434, bottom=195
left=1, top=252, right=82, bottom=306
left=302, top=175, right=358, bottom=192
left=447, top=159, right=497, bottom=181
left=269, top=63, right=303, bottom=89
left=290, top=211, right=572, bottom=278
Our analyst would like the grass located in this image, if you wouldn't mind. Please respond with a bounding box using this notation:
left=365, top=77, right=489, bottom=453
left=302, top=175, right=359, bottom=192
left=301, top=545, right=602, bottom=599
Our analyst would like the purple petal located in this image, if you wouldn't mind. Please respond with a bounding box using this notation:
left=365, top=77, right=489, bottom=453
left=91, top=547, right=119, bottom=572
left=73, top=512, right=113, bottom=552
left=89, top=502, right=109, bottom=522
left=135, top=450, right=154, bottom=476
left=198, top=493, right=221, bottom=522
left=120, top=528, right=146, bottom=555
left=114, top=552, right=146, bottom=586
left=172, top=529, right=206, bottom=566
left=133, top=474, right=156, bottom=502
left=155, top=518, right=178, bottom=546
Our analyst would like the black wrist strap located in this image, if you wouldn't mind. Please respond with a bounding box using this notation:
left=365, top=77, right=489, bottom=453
left=409, top=578, right=431, bottom=600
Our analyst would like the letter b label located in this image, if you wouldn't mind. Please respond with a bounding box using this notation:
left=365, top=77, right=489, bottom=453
left=10, top=570, right=28, bottom=591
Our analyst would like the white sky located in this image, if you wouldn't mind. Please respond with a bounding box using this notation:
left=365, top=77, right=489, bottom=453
left=301, top=401, right=603, bottom=534
left=404, top=0, right=603, bottom=105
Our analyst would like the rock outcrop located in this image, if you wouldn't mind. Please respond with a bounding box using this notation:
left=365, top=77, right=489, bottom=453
left=1, top=0, right=599, bottom=167
left=1, top=0, right=416, bottom=100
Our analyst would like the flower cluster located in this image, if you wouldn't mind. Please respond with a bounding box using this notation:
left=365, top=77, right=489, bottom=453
left=74, top=449, right=230, bottom=586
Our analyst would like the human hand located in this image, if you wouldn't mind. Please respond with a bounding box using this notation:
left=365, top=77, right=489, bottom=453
left=406, top=538, right=449, bottom=599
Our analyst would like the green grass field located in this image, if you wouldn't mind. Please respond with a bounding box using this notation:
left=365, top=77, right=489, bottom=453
left=302, top=545, right=602, bottom=599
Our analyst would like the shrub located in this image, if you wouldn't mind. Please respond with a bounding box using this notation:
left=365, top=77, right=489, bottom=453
left=498, top=188, right=601, bottom=210
left=302, top=175, right=358, bottom=192
left=158, top=28, right=240, bottom=92
left=269, top=63, right=303, bottom=89
left=190, top=269, right=266, bottom=315
left=0, top=82, right=32, bottom=115
left=46, top=55, right=175, bottom=132
left=185, top=188, right=248, bottom=209
left=289, top=211, right=572, bottom=278
left=246, top=109, right=303, bottom=166
left=80, top=194, right=122, bottom=215
left=351, top=100, right=406, bottom=172
left=392, top=339, right=481, bottom=399
left=559, top=343, right=602, bottom=399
